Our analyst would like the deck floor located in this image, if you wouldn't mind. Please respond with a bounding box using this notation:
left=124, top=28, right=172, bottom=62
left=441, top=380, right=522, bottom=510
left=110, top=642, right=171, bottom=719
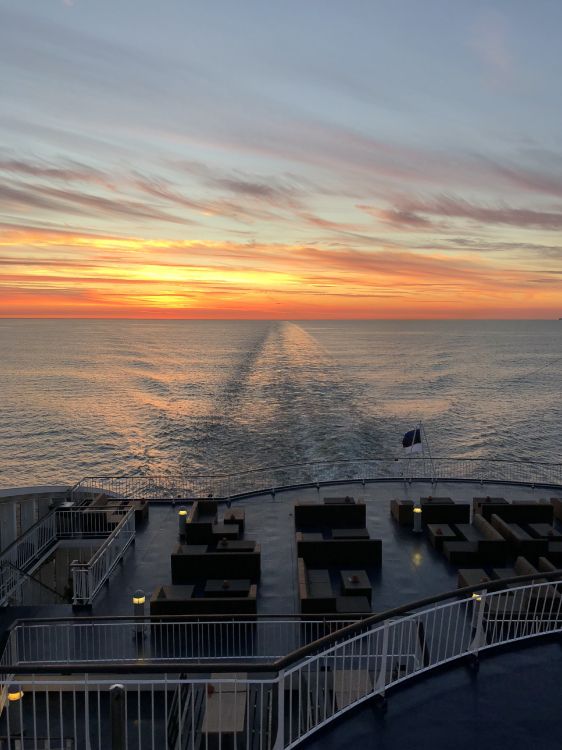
left=87, top=479, right=562, bottom=617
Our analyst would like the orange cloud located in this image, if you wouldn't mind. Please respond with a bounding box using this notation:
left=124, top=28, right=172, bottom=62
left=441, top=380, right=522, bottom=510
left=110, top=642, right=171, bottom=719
left=1, top=226, right=560, bottom=319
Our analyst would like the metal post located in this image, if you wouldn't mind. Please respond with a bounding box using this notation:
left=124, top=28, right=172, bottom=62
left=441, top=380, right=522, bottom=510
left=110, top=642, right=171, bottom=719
left=110, top=683, right=126, bottom=750
left=178, top=507, right=187, bottom=538
left=272, top=670, right=285, bottom=750
left=7, top=684, right=24, bottom=738
left=470, top=590, right=487, bottom=655
left=132, top=589, right=146, bottom=652
left=413, top=505, right=422, bottom=533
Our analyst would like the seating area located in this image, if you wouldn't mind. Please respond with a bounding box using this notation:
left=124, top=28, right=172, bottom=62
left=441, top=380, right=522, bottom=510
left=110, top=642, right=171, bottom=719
left=390, top=496, right=471, bottom=526
left=390, top=495, right=562, bottom=594
left=150, top=502, right=261, bottom=616
left=295, top=497, right=380, bottom=615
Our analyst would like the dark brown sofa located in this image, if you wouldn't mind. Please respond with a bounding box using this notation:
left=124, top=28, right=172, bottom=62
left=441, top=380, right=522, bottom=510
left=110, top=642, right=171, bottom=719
left=171, top=544, right=261, bottom=583
left=150, top=584, right=257, bottom=616
left=294, top=501, right=366, bottom=529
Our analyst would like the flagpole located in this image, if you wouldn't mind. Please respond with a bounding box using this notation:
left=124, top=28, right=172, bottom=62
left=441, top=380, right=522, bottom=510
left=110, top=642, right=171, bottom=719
left=420, top=421, right=435, bottom=483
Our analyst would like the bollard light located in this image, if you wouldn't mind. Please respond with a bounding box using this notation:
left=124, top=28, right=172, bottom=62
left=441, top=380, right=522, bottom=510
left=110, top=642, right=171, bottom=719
left=178, top=506, right=188, bottom=537
left=7, top=683, right=24, bottom=737
left=8, top=685, right=23, bottom=702
left=132, top=589, right=146, bottom=645
left=413, top=505, right=422, bottom=533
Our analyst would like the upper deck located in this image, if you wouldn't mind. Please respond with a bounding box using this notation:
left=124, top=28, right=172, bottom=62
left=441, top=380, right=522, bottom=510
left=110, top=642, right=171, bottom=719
left=1, top=461, right=561, bottom=750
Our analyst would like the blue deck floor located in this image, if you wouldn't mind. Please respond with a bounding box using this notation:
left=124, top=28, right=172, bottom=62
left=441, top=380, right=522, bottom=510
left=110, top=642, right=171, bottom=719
left=88, top=478, right=562, bottom=617
left=302, top=639, right=562, bottom=750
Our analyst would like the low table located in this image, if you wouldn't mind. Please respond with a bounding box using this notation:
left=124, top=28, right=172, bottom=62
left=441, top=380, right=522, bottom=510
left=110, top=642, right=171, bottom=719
left=212, top=523, right=239, bottom=540
left=340, top=570, right=372, bottom=603
left=332, top=528, right=369, bottom=539
left=215, top=540, right=256, bottom=552
left=426, top=523, right=457, bottom=550
left=300, top=532, right=324, bottom=542
left=204, top=579, right=251, bottom=597
left=223, top=508, right=245, bottom=534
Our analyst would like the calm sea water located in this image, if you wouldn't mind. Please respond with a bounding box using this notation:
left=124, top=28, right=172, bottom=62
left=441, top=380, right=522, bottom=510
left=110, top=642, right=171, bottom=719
left=0, top=320, right=560, bottom=487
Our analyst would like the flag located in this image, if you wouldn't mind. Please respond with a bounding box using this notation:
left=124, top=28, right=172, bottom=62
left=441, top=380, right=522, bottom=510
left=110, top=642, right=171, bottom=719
left=402, top=427, right=422, bottom=454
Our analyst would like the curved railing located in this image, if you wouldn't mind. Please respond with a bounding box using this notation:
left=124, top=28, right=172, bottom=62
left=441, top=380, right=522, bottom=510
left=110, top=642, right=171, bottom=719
left=71, top=456, right=562, bottom=502
left=1, top=571, right=561, bottom=749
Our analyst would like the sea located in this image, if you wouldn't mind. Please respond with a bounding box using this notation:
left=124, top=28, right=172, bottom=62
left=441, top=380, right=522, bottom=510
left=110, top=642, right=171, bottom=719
left=0, top=319, right=560, bottom=488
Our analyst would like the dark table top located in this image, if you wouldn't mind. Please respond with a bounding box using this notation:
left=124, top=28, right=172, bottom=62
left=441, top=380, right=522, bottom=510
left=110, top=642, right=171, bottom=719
left=204, top=579, right=251, bottom=596
left=332, top=528, right=370, bottom=539
left=340, top=570, right=371, bottom=591
left=426, top=523, right=457, bottom=537
left=300, top=532, right=324, bottom=542
left=215, top=540, right=256, bottom=552
left=421, top=497, right=453, bottom=504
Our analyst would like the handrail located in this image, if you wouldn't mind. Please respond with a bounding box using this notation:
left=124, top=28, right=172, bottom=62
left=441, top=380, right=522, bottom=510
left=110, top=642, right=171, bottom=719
left=70, top=456, right=562, bottom=503
left=2, top=568, right=560, bottom=674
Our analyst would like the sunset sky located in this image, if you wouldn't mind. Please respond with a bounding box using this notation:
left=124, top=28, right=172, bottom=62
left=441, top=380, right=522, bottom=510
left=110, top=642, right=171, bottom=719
left=1, top=1, right=562, bottom=318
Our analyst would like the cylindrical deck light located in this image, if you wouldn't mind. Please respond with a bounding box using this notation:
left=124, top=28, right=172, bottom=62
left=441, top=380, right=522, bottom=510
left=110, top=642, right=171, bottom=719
left=132, top=589, right=146, bottom=644
left=413, top=505, right=422, bottom=533
left=7, top=684, right=24, bottom=736
left=178, top=506, right=188, bottom=537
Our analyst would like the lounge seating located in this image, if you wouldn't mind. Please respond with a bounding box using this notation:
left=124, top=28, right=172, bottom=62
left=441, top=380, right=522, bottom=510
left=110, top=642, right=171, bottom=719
left=420, top=499, right=470, bottom=525
left=150, top=584, right=257, bottom=616
left=491, top=556, right=560, bottom=606
left=551, top=498, right=562, bottom=522
left=296, top=534, right=382, bottom=566
left=184, top=500, right=219, bottom=543
left=490, top=515, right=548, bottom=558
left=481, top=502, right=553, bottom=524
left=223, top=507, right=245, bottom=534
left=390, top=499, right=414, bottom=526
left=294, top=501, right=366, bottom=529
left=457, top=568, right=491, bottom=589
left=171, top=544, right=261, bottom=583
left=443, top=541, right=481, bottom=566
left=426, top=523, right=458, bottom=551
left=453, top=515, right=508, bottom=563
left=390, top=498, right=470, bottom=527
left=298, top=558, right=336, bottom=614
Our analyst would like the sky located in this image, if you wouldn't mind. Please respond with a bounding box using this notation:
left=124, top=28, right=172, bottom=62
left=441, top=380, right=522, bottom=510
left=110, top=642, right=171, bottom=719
left=1, top=0, right=562, bottom=318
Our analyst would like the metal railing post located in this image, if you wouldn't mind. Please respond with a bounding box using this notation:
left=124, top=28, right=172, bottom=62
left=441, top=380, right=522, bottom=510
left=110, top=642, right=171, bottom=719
left=470, top=590, right=487, bottom=655
left=375, top=620, right=390, bottom=694
left=272, top=669, right=285, bottom=750
left=110, top=683, right=126, bottom=750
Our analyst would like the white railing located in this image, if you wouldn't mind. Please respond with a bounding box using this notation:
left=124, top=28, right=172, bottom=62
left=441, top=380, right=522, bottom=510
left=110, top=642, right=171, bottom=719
left=0, top=508, right=135, bottom=606
left=1, top=575, right=561, bottom=749
left=3, top=617, right=355, bottom=666
left=71, top=507, right=136, bottom=606
left=71, top=457, right=562, bottom=503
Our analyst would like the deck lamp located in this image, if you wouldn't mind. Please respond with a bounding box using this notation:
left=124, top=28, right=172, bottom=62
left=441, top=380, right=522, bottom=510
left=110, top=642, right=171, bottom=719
left=178, top=506, right=188, bottom=536
left=471, top=593, right=482, bottom=602
left=413, top=505, right=422, bottom=533
left=7, top=684, right=24, bottom=737
left=132, top=590, right=146, bottom=606
left=8, top=685, right=23, bottom=702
